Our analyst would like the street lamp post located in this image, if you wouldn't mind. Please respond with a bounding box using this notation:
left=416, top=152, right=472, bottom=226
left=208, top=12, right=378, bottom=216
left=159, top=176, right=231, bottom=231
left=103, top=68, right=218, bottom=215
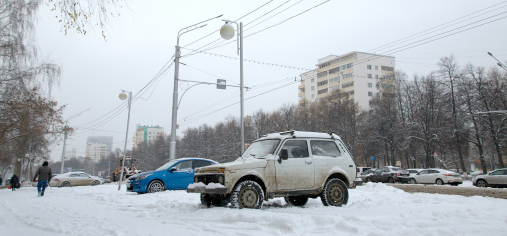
left=118, top=90, right=132, bottom=191
left=169, top=14, right=223, bottom=161
left=60, top=108, right=90, bottom=174
left=220, top=19, right=245, bottom=154
left=487, top=52, right=507, bottom=71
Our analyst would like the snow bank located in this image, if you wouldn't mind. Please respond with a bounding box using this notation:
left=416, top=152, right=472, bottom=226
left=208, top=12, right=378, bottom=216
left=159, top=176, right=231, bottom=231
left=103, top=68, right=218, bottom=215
left=0, top=182, right=506, bottom=236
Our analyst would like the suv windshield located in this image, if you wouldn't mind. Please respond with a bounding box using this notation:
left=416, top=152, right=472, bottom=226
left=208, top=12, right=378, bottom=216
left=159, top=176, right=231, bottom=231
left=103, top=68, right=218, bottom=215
left=391, top=167, right=402, bottom=171
left=243, top=139, right=280, bottom=158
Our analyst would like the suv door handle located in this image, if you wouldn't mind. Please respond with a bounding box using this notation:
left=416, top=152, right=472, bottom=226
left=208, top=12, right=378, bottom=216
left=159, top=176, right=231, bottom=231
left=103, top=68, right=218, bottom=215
left=305, top=160, right=313, bottom=164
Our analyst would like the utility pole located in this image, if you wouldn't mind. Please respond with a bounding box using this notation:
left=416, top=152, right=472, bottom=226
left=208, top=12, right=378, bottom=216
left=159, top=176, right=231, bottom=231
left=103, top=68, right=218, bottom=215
left=61, top=129, right=67, bottom=174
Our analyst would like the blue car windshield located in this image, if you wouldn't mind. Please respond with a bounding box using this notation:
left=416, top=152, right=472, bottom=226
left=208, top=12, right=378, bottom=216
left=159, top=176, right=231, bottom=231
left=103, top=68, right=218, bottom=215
left=243, top=139, right=280, bottom=158
left=155, top=160, right=179, bottom=171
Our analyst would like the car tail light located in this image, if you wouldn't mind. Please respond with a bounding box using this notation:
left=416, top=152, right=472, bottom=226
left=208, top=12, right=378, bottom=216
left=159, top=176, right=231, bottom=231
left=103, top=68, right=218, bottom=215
left=444, top=174, right=451, bottom=176
left=53, top=179, right=59, bottom=182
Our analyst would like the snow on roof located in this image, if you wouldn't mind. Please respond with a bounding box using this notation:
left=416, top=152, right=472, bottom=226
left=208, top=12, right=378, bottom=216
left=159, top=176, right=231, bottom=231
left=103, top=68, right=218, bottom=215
left=176, top=157, right=218, bottom=163
left=260, top=131, right=342, bottom=140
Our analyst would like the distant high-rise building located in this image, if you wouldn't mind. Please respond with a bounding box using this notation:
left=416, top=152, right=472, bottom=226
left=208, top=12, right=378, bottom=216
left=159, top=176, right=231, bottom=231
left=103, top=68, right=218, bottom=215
left=85, top=136, right=113, bottom=162
left=85, top=142, right=107, bottom=162
left=298, top=51, right=395, bottom=110
left=133, top=124, right=164, bottom=149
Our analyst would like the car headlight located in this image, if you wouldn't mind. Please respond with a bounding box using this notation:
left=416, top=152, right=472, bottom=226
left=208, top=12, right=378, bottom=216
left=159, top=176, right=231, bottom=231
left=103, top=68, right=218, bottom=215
left=134, top=174, right=152, bottom=181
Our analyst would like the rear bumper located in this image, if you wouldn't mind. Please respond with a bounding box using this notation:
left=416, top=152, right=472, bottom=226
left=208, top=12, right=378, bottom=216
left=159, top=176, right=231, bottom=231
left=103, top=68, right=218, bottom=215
left=353, top=178, right=363, bottom=187
left=447, top=179, right=463, bottom=184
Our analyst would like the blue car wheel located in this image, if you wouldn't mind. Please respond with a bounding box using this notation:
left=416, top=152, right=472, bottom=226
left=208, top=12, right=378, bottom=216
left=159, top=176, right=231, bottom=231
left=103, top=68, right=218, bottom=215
left=147, top=180, right=165, bottom=193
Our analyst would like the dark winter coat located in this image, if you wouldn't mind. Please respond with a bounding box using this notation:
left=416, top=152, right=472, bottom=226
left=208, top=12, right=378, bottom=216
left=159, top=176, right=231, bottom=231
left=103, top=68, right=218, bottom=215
left=33, top=166, right=53, bottom=182
left=10, top=175, right=19, bottom=187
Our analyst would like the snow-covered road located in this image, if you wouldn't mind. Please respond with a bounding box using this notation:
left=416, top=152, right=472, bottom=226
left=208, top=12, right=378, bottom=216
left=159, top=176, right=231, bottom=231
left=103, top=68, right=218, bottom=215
left=1, top=182, right=506, bottom=236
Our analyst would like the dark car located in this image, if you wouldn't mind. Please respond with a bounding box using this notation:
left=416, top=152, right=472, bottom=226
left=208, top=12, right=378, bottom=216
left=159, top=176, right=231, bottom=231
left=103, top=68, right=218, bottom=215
left=368, top=166, right=410, bottom=183
left=126, top=158, right=218, bottom=193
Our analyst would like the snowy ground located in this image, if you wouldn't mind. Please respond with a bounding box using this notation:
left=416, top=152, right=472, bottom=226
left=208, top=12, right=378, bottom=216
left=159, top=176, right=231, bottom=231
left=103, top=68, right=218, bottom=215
left=1, top=182, right=506, bottom=236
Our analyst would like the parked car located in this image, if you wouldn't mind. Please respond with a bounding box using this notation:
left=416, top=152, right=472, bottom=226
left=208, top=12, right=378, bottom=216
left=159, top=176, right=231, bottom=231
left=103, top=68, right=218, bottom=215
left=356, top=167, right=372, bottom=176
left=470, top=170, right=490, bottom=178
left=50, top=172, right=102, bottom=187
left=408, top=169, right=462, bottom=185
left=360, top=169, right=376, bottom=182
left=368, top=166, right=410, bottom=183
left=126, top=158, right=218, bottom=194
left=188, top=131, right=361, bottom=209
left=473, top=168, right=507, bottom=188
left=406, top=169, right=424, bottom=177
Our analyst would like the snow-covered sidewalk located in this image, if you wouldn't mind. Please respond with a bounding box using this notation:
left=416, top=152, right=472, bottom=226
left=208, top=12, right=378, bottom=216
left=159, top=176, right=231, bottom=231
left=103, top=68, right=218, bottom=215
left=1, top=182, right=506, bottom=236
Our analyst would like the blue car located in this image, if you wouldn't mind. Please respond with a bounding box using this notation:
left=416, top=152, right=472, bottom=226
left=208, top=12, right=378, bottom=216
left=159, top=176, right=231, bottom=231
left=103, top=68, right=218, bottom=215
left=126, top=158, right=218, bottom=193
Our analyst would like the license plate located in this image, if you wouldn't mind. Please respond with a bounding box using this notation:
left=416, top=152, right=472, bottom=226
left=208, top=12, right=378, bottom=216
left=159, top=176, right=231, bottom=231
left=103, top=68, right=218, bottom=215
left=194, top=186, right=206, bottom=193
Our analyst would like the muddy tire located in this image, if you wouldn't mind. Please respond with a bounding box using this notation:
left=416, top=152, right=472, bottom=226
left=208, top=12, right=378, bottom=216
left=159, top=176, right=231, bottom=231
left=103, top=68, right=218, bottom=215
left=147, top=180, right=165, bottom=193
left=365, top=177, right=371, bottom=182
left=231, top=180, right=264, bottom=209
left=284, top=196, right=309, bottom=207
left=61, top=181, right=70, bottom=187
left=388, top=177, right=395, bottom=183
left=410, top=178, right=417, bottom=184
left=321, top=178, right=348, bottom=207
left=92, top=180, right=100, bottom=186
left=436, top=179, right=444, bottom=185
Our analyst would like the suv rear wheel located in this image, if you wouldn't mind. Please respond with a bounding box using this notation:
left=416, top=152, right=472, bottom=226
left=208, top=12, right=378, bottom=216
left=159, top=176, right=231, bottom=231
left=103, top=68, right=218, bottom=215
left=231, top=180, right=264, bottom=209
left=321, top=178, right=348, bottom=207
left=284, top=196, right=309, bottom=207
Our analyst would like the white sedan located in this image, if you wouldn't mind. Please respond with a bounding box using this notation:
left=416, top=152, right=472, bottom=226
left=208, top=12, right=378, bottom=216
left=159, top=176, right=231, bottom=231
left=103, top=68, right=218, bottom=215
left=50, top=172, right=102, bottom=187
left=408, top=169, right=463, bottom=186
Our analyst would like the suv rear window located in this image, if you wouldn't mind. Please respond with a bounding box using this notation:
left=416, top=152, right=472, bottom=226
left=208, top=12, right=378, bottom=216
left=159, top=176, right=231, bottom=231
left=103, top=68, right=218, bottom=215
left=310, top=140, right=341, bottom=157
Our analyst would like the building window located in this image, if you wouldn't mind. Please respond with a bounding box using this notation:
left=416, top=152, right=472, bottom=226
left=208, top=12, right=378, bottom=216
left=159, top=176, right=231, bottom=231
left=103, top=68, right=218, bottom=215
left=367, top=74, right=372, bottom=79
left=329, top=85, right=340, bottom=92
left=298, top=95, right=304, bottom=101
left=299, top=88, right=305, bottom=93
left=311, top=86, right=315, bottom=91
left=367, top=65, right=372, bottom=70
left=368, top=83, right=372, bottom=88
left=317, top=80, right=328, bottom=86
left=376, top=75, right=379, bottom=80
left=329, top=76, right=340, bottom=83
left=368, top=91, right=373, bottom=96
left=312, top=94, right=315, bottom=99
left=317, top=71, right=328, bottom=78
left=342, top=72, right=353, bottom=79
left=375, top=65, right=378, bottom=70
left=350, top=90, right=354, bottom=95
left=311, top=78, right=315, bottom=83
left=340, top=62, right=353, bottom=71
left=381, top=66, right=394, bottom=71
left=329, top=67, right=340, bottom=74
left=342, top=81, right=354, bottom=88
left=318, top=88, right=328, bottom=95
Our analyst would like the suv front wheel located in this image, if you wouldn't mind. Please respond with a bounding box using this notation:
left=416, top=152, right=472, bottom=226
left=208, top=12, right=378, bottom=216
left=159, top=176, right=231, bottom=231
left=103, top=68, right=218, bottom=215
left=321, top=178, right=348, bottom=207
left=231, top=180, right=264, bottom=209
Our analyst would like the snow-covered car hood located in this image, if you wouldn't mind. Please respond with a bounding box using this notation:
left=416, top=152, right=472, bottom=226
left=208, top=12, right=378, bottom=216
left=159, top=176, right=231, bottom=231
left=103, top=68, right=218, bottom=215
left=129, top=170, right=157, bottom=179
left=197, top=157, right=269, bottom=173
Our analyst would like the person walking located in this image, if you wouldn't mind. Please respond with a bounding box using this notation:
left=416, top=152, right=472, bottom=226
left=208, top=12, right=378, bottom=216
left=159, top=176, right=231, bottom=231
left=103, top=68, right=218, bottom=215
left=10, top=174, right=19, bottom=191
left=33, top=161, right=52, bottom=197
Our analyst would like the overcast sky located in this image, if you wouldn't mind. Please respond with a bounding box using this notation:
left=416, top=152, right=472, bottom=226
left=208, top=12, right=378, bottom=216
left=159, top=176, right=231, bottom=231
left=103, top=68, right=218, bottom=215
left=34, top=0, right=507, bottom=161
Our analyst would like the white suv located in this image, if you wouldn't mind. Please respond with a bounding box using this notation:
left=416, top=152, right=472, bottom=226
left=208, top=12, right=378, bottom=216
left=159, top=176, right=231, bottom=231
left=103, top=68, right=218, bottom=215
left=187, top=131, right=360, bottom=209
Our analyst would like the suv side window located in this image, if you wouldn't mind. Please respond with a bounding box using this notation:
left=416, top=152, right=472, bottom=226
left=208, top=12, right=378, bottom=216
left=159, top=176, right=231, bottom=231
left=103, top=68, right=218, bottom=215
left=382, top=167, right=390, bottom=172
left=193, top=160, right=214, bottom=169
left=70, top=174, right=79, bottom=177
left=79, top=173, right=89, bottom=178
left=429, top=170, right=439, bottom=174
left=310, top=140, right=341, bottom=157
left=419, top=170, right=429, bottom=175
left=280, top=140, right=309, bottom=158
left=173, top=160, right=192, bottom=171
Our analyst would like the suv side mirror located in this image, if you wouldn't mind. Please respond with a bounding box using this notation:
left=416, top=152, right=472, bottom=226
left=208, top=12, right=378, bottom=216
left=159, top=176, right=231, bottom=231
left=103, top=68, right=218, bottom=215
left=278, top=149, right=288, bottom=163
left=169, top=167, right=177, bottom=172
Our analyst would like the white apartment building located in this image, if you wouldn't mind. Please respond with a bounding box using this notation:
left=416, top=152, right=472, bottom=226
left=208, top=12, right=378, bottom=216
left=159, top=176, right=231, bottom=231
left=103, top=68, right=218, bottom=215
left=298, top=51, right=395, bottom=110
left=133, top=124, right=164, bottom=149
left=85, top=142, right=107, bottom=162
